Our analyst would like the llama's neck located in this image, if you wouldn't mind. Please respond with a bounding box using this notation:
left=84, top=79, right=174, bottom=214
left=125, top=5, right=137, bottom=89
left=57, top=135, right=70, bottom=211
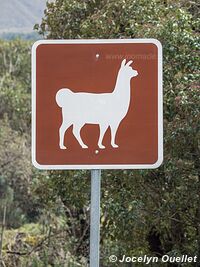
left=113, top=69, right=131, bottom=98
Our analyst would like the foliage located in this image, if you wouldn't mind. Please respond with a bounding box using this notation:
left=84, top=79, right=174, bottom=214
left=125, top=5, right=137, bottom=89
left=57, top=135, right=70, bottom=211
left=0, top=32, right=41, bottom=41
left=0, top=118, right=39, bottom=228
left=0, top=39, right=31, bottom=132
left=34, top=170, right=91, bottom=260
left=0, top=40, right=41, bottom=229
left=2, top=223, right=81, bottom=267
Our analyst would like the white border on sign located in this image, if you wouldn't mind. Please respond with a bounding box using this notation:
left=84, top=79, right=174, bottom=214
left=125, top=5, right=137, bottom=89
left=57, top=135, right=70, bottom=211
left=32, top=39, right=163, bottom=170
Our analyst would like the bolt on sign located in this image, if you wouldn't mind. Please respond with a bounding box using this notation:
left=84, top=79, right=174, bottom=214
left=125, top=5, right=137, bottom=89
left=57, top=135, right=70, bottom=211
left=32, top=39, right=163, bottom=170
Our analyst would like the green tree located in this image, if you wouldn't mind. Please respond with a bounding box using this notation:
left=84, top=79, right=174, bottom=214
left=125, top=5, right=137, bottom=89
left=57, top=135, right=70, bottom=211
left=0, top=118, right=41, bottom=228
left=0, top=39, right=43, bottom=229
left=0, top=39, right=31, bottom=133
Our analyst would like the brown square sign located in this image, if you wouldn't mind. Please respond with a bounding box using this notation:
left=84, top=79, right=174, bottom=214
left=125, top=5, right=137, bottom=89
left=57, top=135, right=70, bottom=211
left=32, top=39, right=163, bottom=169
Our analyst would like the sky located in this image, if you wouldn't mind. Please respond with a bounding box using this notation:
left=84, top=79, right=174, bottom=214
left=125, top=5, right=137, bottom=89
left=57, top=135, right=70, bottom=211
left=0, top=0, right=46, bottom=33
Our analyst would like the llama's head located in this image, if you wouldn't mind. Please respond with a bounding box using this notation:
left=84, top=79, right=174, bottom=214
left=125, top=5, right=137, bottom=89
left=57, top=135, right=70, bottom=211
left=120, top=59, right=138, bottom=78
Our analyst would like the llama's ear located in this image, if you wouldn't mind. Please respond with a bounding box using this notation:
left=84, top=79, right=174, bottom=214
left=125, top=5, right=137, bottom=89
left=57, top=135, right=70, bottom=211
left=126, top=60, right=133, bottom=66
left=121, top=59, right=126, bottom=67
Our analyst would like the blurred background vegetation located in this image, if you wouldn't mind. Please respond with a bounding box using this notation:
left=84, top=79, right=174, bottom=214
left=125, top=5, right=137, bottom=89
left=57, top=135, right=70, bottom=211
left=0, top=0, right=199, bottom=266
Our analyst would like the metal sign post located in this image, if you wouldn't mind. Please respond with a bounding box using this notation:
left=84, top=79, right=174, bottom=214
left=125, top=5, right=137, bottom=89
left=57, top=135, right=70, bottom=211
left=90, top=170, right=101, bottom=267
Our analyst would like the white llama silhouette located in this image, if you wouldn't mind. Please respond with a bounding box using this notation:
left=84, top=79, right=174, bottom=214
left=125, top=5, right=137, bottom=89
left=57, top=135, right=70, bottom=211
left=56, top=59, right=138, bottom=149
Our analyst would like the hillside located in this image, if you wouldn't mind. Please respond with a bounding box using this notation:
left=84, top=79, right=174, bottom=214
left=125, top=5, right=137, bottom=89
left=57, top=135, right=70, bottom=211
left=0, top=0, right=46, bottom=33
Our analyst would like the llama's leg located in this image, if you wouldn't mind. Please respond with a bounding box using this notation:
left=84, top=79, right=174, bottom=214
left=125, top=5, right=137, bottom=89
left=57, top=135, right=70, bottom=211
left=73, top=123, right=88, bottom=149
left=98, top=124, right=109, bottom=149
left=110, top=122, right=120, bottom=148
left=59, top=121, right=71, bottom=149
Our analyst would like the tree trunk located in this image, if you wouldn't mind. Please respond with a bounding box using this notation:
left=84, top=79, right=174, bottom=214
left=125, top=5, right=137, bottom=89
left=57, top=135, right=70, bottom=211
left=0, top=204, right=7, bottom=266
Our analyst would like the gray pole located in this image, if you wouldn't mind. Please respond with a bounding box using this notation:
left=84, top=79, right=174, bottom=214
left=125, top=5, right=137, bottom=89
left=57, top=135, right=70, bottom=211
left=90, top=169, right=101, bottom=267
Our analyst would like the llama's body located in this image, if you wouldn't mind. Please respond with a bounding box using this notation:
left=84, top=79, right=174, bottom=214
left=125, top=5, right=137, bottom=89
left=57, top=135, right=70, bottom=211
left=56, top=59, right=138, bottom=149
left=56, top=89, right=130, bottom=124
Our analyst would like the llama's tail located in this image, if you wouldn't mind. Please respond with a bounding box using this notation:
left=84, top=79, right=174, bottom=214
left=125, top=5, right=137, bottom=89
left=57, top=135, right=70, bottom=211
left=55, top=88, right=72, bottom=108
